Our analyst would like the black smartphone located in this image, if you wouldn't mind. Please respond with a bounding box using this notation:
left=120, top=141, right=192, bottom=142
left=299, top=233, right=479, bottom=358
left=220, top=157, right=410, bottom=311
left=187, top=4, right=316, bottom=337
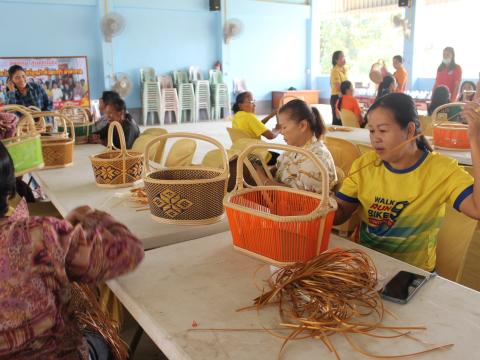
left=380, top=270, right=428, bottom=304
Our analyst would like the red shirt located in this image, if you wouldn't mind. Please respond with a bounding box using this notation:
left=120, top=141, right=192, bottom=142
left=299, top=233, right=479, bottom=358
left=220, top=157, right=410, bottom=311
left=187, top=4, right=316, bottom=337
left=435, top=64, right=462, bottom=99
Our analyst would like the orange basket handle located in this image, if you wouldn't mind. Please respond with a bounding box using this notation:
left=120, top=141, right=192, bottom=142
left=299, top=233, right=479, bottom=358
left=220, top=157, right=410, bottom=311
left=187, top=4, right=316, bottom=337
left=11, top=112, right=36, bottom=137
left=235, top=142, right=330, bottom=206
left=431, top=102, right=466, bottom=126
left=31, top=112, right=76, bottom=142
left=143, top=132, right=229, bottom=175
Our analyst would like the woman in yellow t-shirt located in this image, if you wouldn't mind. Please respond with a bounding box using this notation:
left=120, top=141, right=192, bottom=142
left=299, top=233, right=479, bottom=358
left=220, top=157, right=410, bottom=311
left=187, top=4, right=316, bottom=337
left=231, top=91, right=280, bottom=164
left=330, top=50, right=348, bottom=126
left=334, top=93, right=480, bottom=271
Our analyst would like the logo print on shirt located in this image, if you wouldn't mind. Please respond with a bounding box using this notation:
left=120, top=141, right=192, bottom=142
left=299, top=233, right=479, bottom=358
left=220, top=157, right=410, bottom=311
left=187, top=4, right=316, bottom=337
left=367, top=196, right=409, bottom=235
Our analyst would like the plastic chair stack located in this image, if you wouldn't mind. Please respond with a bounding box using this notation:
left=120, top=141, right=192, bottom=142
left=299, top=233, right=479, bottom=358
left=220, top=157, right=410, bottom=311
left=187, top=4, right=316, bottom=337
left=178, top=83, right=196, bottom=123
left=159, top=75, right=179, bottom=125
left=140, top=67, right=161, bottom=126
left=211, top=83, right=230, bottom=120
left=194, top=80, right=211, bottom=121
left=173, top=70, right=189, bottom=88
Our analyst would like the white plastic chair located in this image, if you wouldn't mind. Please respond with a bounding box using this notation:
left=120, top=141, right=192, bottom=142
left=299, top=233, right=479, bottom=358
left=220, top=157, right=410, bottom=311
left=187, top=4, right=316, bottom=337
left=160, top=88, right=179, bottom=125
left=233, top=77, right=247, bottom=95
left=189, top=66, right=203, bottom=82
left=140, top=67, right=156, bottom=83
left=159, top=75, right=173, bottom=90
left=209, top=69, right=223, bottom=85
left=194, top=80, right=211, bottom=121
left=173, top=70, right=189, bottom=88
left=211, top=83, right=230, bottom=120
left=141, top=81, right=161, bottom=126
left=178, top=83, right=196, bottom=123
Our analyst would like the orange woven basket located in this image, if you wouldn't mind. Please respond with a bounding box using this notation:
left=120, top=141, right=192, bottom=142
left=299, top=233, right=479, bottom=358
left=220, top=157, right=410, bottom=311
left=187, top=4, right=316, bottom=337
left=89, top=122, right=143, bottom=188
left=223, top=143, right=338, bottom=266
left=432, top=102, right=469, bottom=151
left=143, top=132, right=229, bottom=225
left=60, top=105, right=93, bottom=145
left=30, top=112, right=75, bottom=169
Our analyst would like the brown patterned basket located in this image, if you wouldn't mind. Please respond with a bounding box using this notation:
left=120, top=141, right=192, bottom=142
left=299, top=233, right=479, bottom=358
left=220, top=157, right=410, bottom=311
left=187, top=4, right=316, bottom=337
left=60, top=105, right=93, bottom=145
left=143, top=132, right=229, bottom=225
left=31, top=112, right=75, bottom=169
left=90, top=121, right=143, bottom=188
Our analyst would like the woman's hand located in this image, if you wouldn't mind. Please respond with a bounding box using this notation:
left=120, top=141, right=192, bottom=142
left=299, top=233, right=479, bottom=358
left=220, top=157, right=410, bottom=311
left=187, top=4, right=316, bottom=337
left=66, top=205, right=95, bottom=226
left=462, top=101, right=480, bottom=143
left=6, top=80, right=15, bottom=92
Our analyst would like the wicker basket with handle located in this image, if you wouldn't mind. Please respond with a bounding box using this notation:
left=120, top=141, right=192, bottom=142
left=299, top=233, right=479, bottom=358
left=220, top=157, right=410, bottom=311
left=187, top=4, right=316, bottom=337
left=432, top=102, right=469, bottom=151
left=143, top=132, right=229, bottom=225
left=1, top=106, right=44, bottom=176
left=59, top=105, right=93, bottom=145
left=89, top=121, right=143, bottom=188
left=223, top=143, right=338, bottom=266
left=30, top=112, right=75, bottom=169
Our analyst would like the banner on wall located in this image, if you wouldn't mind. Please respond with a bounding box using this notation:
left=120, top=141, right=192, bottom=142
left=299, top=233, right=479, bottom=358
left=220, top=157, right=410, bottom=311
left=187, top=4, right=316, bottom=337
left=0, top=56, right=90, bottom=110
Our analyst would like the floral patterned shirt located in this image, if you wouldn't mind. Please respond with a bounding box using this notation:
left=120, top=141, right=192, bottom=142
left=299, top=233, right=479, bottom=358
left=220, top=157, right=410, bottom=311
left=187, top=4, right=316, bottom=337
left=275, top=137, right=337, bottom=193
left=0, top=200, right=144, bottom=360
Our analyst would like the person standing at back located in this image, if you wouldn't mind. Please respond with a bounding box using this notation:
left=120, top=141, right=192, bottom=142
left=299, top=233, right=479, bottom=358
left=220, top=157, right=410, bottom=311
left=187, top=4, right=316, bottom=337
left=433, top=47, right=462, bottom=102
left=330, top=51, right=348, bottom=126
left=392, top=55, right=408, bottom=93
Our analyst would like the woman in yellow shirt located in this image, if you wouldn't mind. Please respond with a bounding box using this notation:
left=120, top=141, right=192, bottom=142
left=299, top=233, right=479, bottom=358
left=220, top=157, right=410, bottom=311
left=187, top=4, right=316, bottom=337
left=232, top=91, right=280, bottom=164
left=334, top=93, right=480, bottom=271
left=232, top=91, right=279, bottom=140
left=330, top=50, right=348, bottom=126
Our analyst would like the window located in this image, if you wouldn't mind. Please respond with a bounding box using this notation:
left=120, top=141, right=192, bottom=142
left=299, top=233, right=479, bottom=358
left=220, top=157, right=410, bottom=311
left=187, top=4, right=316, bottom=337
left=414, top=0, right=478, bottom=80
left=319, top=4, right=405, bottom=85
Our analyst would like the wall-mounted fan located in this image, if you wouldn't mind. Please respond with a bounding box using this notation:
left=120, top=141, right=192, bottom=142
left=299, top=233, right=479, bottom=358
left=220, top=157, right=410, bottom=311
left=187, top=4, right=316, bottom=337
left=101, top=12, right=126, bottom=43
left=111, top=73, right=133, bottom=98
left=392, top=14, right=411, bottom=39
left=223, top=18, right=244, bottom=44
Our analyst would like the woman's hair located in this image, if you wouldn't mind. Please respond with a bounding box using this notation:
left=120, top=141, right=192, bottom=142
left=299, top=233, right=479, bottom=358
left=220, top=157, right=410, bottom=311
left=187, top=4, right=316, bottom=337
left=108, top=97, right=127, bottom=113
left=332, top=51, right=344, bottom=66
left=8, top=64, right=25, bottom=79
left=458, top=81, right=476, bottom=101
left=337, top=80, right=353, bottom=110
left=100, top=90, right=120, bottom=104
left=278, top=99, right=326, bottom=139
left=376, top=75, right=396, bottom=100
left=367, top=93, right=432, bottom=152
left=438, top=46, right=456, bottom=72
left=0, top=142, right=16, bottom=217
left=428, top=85, right=450, bottom=116
left=232, top=91, right=250, bottom=114
left=393, top=55, right=403, bottom=64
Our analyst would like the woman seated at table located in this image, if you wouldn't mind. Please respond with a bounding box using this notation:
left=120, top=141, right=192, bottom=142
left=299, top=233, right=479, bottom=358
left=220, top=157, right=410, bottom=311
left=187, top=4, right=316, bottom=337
left=5, top=65, right=51, bottom=111
left=92, top=97, right=140, bottom=149
left=91, top=90, right=120, bottom=132
left=334, top=93, right=480, bottom=271
left=0, top=141, right=144, bottom=359
left=254, top=99, right=337, bottom=193
left=375, top=75, right=397, bottom=100
left=336, top=80, right=365, bottom=127
left=232, top=91, right=280, bottom=164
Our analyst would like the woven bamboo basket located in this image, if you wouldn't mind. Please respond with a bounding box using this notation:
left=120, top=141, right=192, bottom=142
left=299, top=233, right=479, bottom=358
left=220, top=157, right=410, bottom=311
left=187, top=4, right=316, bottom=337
left=59, top=105, right=93, bottom=145
left=143, top=132, right=229, bottom=225
left=31, top=112, right=75, bottom=169
left=1, top=107, right=44, bottom=176
left=223, top=143, right=338, bottom=266
left=90, top=121, right=143, bottom=188
left=432, top=102, right=469, bottom=151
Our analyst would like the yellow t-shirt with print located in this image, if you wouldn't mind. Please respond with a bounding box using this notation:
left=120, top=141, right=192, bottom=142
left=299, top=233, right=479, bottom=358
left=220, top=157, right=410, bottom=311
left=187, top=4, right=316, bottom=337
left=337, top=150, right=473, bottom=271
left=330, top=65, right=348, bottom=96
left=232, top=111, right=268, bottom=139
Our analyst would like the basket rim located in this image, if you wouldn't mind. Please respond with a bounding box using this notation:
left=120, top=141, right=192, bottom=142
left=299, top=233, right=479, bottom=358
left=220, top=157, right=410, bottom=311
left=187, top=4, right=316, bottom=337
left=41, top=138, right=75, bottom=146
left=2, top=133, right=41, bottom=145
left=144, top=165, right=228, bottom=185
left=223, top=185, right=337, bottom=222
left=90, top=149, right=143, bottom=161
